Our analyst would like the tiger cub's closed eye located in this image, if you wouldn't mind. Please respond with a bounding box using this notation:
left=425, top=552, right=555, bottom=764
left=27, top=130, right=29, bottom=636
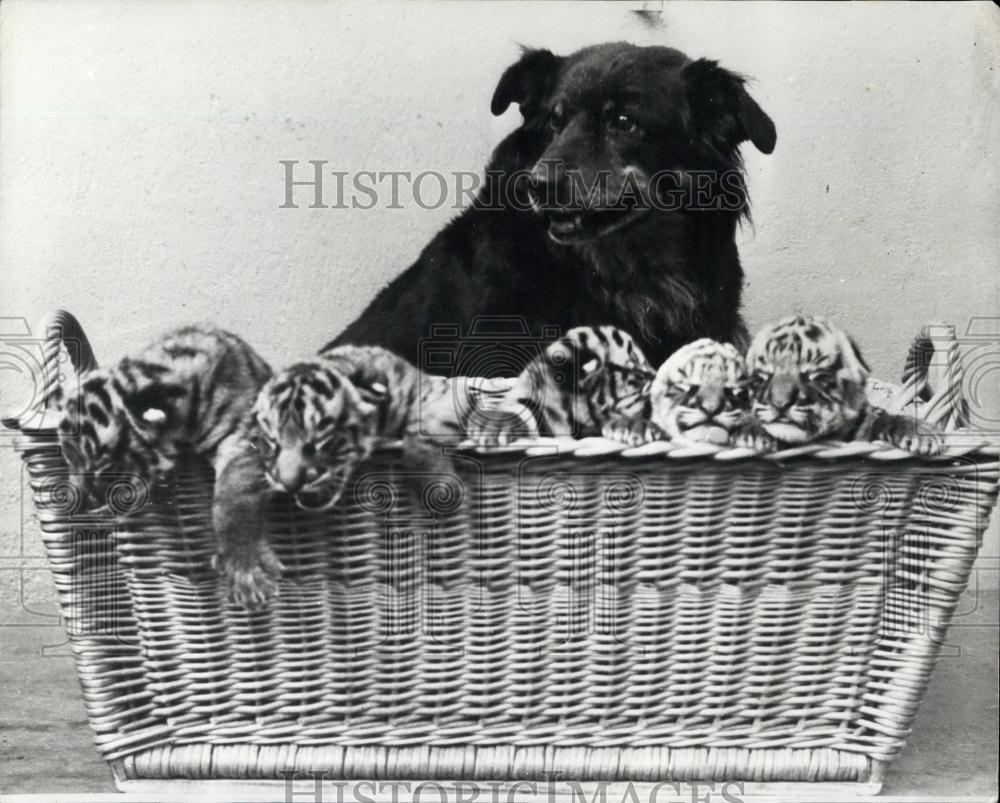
left=251, top=435, right=279, bottom=458
left=315, top=434, right=348, bottom=454
left=809, top=371, right=837, bottom=389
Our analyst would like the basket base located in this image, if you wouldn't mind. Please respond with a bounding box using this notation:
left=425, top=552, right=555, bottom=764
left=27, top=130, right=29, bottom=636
left=107, top=744, right=883, bottom=784
left=113, top=777, right=886, bottom=801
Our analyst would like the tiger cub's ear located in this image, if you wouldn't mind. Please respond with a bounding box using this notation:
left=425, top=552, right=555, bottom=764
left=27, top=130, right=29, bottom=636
left=577, top=354, right=606, bottom=390
left=836, top=331, right=871, bottom=385
left=343, top=380, right=386, bottom=429
left=353, top=380, right=388, bottom=409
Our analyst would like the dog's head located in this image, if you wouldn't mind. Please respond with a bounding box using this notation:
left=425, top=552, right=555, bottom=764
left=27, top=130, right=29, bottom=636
left=492, top=42, right=776, bottom=245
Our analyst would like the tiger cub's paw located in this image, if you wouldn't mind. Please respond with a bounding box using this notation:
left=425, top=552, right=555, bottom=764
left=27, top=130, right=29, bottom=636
left=602, top=416, right=665, bottom=447
left=876, top=413, right=944, bottom=456
left=733, top=418, right=780, bottom=453
left=468, top=410, right=536, bottom=447
left=214, top=541, right=285, bottom=609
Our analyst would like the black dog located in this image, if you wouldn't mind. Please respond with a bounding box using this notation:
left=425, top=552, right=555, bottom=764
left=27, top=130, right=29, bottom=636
left=328, top=42, right=775, bottom=376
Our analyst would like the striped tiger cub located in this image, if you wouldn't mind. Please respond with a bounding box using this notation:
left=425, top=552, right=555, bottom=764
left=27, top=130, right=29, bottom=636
left=735, top=314, right=943, bottom=454
left=603, top=338, right=749, bottom=446
left=56, top=325, right=283, bottom=608
left=252, top=345, right=473, bottom=511
left=469, top=325, right=655, bottom=445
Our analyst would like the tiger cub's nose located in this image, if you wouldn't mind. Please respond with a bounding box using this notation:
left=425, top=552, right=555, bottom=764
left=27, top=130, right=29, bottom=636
left=698, top=389, right=724, bottom=417
left=770, top=387, right=799, bottom=414
left=275, top=453, right=319, bottom=492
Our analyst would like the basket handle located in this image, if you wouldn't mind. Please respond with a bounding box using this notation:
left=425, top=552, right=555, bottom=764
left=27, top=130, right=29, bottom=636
left=893, top=323, right=969, bottom=430
left=38, top=309, right=99, bottom=410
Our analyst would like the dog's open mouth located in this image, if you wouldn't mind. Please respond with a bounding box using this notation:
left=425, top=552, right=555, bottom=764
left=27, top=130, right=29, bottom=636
left=543, top=207, right=647, bottom=244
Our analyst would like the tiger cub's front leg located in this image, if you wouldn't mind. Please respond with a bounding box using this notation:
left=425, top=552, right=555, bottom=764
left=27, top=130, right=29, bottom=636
left=865, top=408, right=944, bottom=456
left=211, top=432, right=284, bottom=608
left=602, top=414, right=666, bottom=447
left=468, top=404, right=539, bottom=446
left=733, top=414, right=781, bottom=453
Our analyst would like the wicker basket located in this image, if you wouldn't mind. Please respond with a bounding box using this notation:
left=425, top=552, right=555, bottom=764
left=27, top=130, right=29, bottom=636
left=5, top=310, right=998, bottom=793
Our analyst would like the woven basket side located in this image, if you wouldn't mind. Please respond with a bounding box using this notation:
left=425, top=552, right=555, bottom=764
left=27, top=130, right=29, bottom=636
left=850, top=456, right=999, bottom=761
left=16, top=438, right=158, bottom=750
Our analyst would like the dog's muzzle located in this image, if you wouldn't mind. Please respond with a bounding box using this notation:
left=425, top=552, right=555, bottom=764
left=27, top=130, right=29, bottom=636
left=525, top=181, right=647, bottom=245
left=533, top=204, right=648, bottom=245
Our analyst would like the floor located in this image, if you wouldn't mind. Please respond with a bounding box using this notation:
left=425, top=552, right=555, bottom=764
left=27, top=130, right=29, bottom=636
left=1, top=588, right=997, bottom=801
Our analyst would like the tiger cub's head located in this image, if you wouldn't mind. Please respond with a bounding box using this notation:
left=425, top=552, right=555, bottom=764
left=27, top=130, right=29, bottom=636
left=746, top=315, right=870, bottom=444
left=253, top=360, right=381, bottom=511
left=57, top=368, right=174, bottom=509
left=650, top=339, right=748, bottom=445
left=546, top=325, right=654, bottom=421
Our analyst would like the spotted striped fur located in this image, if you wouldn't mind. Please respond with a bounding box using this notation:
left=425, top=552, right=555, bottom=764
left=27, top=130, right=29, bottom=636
left=736, top=315, right=943, bottom=454
left=604, top=339, right=748, bottom=446
left=470, top=326, right=655, bottom=445
left=56, top=325, right=282, bottom=607
left=253, top=345, right=472, bottom=511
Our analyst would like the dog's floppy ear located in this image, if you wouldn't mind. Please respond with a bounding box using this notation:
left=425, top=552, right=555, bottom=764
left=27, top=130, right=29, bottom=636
left=491, top=47, right=562, bottom=117
left=683, top=59, right=776, bottom=155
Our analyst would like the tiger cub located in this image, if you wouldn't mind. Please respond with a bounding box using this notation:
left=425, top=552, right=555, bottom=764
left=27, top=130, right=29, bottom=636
left=469, top=326, right=655, bottom=445
left=603, top=339, right=749, bottom=446
left=735, top=314, right=943, bottom=454
left=253, top=345, right=473, bottom=511
left=56, top=325, right=282, bottom=608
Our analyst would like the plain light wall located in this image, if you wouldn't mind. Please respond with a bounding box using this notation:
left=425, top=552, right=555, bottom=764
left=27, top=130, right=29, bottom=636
left=1, top=1, right=998, bottom=592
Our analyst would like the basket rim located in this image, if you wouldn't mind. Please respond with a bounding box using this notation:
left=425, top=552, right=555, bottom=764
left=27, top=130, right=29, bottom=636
left=4, top=408, right=997, bottom=464
left=449, top=433, right=1000, bottom=462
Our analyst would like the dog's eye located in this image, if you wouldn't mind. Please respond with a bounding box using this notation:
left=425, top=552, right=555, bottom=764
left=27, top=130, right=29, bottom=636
left=608, top=114, right=638, bottom=134
left=548, top=105, right=566, bottom=131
